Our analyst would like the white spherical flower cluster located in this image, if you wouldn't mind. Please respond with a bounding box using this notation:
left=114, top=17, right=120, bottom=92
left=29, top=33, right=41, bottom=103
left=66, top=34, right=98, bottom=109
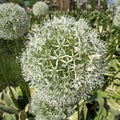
left=20, top=16, right=106, bottom=120
left=113, top=6, right=120, bottom=27
left=0, top=3, right=29, bottom=40
left=32, top=1, right=49, bottom=16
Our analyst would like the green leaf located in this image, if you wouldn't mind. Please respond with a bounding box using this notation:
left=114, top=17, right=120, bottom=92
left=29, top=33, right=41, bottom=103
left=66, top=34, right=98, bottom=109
left=109, top=59, right=119, bottom=71
left=94, top=108, right=107, bottom=120
left=3, top=113, right=16, bottom=120
left=10, top=86, right=19, bottom=100
left=96, top=90, right=108, bottom=98
left=2, top=90, right=15, bottom=107
left=18, top=110, right=28, bottom=120
left=83, top=104, right=88, bottom=120
left=0, top=104, right=18, bottom=115
left=115, top=72, right=120, bottom=79
left=108, top=99, right=120, bottom=115
left=95, top=96, right=104, bottom=108
left=15, top=86, right=23, bottom=97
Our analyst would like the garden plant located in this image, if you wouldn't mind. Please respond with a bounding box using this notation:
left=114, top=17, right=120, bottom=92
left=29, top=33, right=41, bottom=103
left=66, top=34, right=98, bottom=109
left=0, top=0, right=120, bottom=120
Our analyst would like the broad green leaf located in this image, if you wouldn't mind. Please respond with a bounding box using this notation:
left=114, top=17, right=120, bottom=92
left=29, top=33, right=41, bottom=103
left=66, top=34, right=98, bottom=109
left=2, top=90, right=15, bottom=107
left=94, top=108, right=107, bottom=120
left=0, top=104, right=18, bottom=114
left=115, top=72, right=120, bottom=79
left=15, top=86, right=23, bottom=97
left=96, top=90, right=108, bottom=98
left=10, top=86, right=19, bottom=100
left=108, top=59, right=119, bottom=71
left=3, top=113, right=16, bottom=120
left=108, top=99, right=120, bottom=115
left=95, top=97, right=104, bottom=109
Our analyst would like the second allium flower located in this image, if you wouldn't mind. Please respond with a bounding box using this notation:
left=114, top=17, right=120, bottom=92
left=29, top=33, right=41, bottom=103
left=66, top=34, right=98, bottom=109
left=20, top=16, right=106, bottom=120
left=0, top=3, right=29, bottom=40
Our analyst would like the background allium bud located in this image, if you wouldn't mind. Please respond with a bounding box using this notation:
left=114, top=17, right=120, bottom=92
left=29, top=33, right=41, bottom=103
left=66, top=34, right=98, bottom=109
left=20, top=16, right=106, bottom=120
left=115, top=0, right=120, bottom=6
left=113, top=6, right=120, bottom=27
left=32, top=1, right=49, bottom=16
left=0, top=3, right=29, bottom=40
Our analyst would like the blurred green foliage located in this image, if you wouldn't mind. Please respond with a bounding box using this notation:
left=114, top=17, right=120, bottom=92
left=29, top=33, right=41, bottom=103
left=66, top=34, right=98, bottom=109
left=0, top=38, right=27, bottom=91
left=0, top=86, right=32, bottom=120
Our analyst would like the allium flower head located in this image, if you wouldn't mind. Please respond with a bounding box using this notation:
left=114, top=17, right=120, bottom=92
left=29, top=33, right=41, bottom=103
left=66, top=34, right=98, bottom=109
left=113, top=6, right=120, bottom=27
left=20, top=16, right=106, bottom=120
left=32, top=1, right=49, bottom=16
left=0, top=2, right=29, bottom=40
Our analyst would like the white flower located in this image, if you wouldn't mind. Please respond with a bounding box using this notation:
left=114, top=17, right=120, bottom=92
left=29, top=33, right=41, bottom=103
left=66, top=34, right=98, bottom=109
left=20, top=16, right=106, bottom=120
left=0, top=2, right=29, bottom=40
left=32, top=1, right=49, bottom=16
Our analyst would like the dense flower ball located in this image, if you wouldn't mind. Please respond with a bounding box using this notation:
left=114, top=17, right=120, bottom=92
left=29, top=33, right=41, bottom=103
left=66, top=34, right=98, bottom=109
left=20, top=16, right=106, bottom=120
left=0, top=3, right=29, bottom=40
left=113, top=6, right=120, bottom=27
left=32, top=1, right=49, bottom=16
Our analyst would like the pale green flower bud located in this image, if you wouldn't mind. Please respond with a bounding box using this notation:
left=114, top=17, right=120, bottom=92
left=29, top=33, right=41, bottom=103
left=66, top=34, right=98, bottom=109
left=113, top=6, right=120, bottom=27
left=20, top=16, right=106, bottom=120
left=0, top=2, right=29, bottom=40
left=32, top=1, right=49, bottom=16
left=115, top=0, right=120, bottom=6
